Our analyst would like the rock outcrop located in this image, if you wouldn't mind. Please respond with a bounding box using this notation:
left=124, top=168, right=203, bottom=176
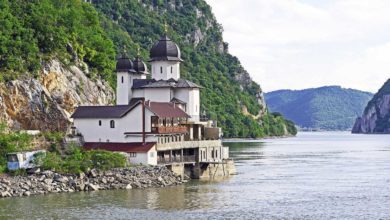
left=352, top=79, right=390, bottom=134
left=0, top=166, right=184, bottom=198
left=234, top=66, right=267, bottom=117
left=0, top=60, right=114, bottom=131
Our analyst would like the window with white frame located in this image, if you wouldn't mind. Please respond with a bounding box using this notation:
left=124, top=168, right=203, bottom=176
left=129, top=152, right=136, bottom=157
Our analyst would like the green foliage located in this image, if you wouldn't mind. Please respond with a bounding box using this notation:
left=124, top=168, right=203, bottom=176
left=37, top=147, right=127, bottom=174
left=40, top=131, right=64, bottom=153
left=9, top=168, right=27, bottom=176
left=0, top=125, right=33, bottom=173
left=0, top=0, right=115, bottom=83
left=265, top=86, right=374, bottom=130
left=42, top=131, right=64, bottom=143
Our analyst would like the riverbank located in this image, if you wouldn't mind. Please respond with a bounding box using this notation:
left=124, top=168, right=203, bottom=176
left=0, top=166, right=184, bottom=198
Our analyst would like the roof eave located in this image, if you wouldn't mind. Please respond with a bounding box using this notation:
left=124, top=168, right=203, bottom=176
left=148, top=57, right=183, bottom=62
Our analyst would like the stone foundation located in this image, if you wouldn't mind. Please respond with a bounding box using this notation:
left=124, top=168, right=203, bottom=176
left=166, top=160, right=237, bottom=179
left=194, top=160, right=236, bottom=179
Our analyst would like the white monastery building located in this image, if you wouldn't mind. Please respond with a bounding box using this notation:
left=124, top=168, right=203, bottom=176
left=71, top=34, right=232, bottom=177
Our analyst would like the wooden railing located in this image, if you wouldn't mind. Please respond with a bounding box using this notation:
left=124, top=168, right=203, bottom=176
left=152, top=126, right=188, bottom=134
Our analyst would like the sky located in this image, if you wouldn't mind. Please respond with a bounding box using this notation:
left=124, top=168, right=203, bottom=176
left=206, top=0, right=390, bottom=93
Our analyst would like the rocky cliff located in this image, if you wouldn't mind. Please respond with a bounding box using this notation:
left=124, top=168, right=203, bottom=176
left=352, top=79, right=390, bottom=133
left=0, top=60, right=114, bottom=131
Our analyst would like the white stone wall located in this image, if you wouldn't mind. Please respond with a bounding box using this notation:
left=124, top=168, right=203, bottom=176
left=129, top=74, right=146, bottom=99
left=151, top=61, right=180, bottom=80
left=174, top=88, right=200, bottom=122
left=74, top=105, right=156, bottom=143
left=128, top=146, right=157, bottom=165
left=144, top=88, right=172, bottom=102
left=116, top=72, right=130, bottom=105
left=117, top=73, right=147, bottom=105
left=132, top=89, right=144, bottom=99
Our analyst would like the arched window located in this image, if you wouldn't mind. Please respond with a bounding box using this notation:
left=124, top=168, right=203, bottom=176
left=121, top=76, right=124, bottom=83
left=110, top=120, right=115, bottom=128
left=160, top=66, right=163, bottom=74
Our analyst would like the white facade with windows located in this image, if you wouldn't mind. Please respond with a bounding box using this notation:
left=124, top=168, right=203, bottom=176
left=127, top=147, right=157, bottom=165
left=73, top=104, right=156, bottom=143
left=151, top=61, right=180, bottom=80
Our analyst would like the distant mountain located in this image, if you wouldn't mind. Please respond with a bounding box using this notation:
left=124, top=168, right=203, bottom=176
left=352, top=79, right=390, bottom=134
left=265, top=86, right=373, bottom=130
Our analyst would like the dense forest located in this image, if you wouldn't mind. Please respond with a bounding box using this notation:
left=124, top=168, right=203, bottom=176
left=0, top=0, right=296, bottom=137
left=266, top=86, right=373, bottom=130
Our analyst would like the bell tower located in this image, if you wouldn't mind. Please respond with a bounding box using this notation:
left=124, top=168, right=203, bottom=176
left=149, top=25, right=183, bottom=81
left=116, top=55, right=134, bottom=105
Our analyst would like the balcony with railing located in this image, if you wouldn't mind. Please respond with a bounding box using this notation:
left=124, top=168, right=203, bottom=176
left=151, top=126, right=188, bottom=134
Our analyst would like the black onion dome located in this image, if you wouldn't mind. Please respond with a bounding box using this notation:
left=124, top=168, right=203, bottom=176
left=116, top=56, right=135, bottom=73
left=149, top=36, right=183, bottom=62
left=133, top=57, right=149, bottom=74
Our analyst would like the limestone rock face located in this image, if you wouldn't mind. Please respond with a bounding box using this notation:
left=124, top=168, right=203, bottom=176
left=352, top=79, right=390, bottom=134
left=234, top=66, right=267, bottom=117
left=0, top=60, right=114, bottom=131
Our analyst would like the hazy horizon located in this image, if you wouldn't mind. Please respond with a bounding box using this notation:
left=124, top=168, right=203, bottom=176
left=265, top=84, right=376, bottom=94
left=207, top=0, right=390, bottom=93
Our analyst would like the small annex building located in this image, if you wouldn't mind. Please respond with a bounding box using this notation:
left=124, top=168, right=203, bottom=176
left=84, top=142, right=157, bottom=165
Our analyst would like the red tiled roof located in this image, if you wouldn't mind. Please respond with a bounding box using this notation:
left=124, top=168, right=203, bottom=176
left=145, top=101, right=190, bottom=118
left=84, top=142, right=156, bottom=153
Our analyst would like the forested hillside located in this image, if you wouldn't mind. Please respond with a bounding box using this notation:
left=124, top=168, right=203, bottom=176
left=266, top=86, right=373, bottom=130
left=0, top=0, right=115, bottom=82
left=0, top=0, right=296, bottom=137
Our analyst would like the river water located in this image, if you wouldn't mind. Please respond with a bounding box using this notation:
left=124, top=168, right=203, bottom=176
left=1, top=132, right=390, bottom=219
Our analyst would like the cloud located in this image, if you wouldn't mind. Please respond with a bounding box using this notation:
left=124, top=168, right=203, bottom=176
left=206, top=0, right=390, bottom=92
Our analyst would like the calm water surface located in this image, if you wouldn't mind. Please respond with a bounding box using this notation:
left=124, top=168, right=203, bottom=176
left=1, top=132, right=390, bottom=219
